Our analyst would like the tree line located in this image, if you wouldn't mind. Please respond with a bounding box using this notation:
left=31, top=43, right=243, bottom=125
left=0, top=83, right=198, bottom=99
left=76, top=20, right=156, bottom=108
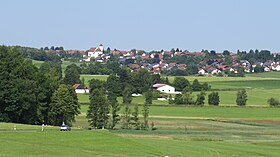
left=172, top=89, right=250, bottom=106
left=86, top=81, right=154, bottom=130
left=0, top=46, right=79, bottom=126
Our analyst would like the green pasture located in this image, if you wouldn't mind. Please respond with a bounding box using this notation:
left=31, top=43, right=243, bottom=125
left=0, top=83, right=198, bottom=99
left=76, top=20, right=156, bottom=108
left=76, top=71, right=280, bottom=106
left=78, top=88, right=280, bottom=106
left=78, top=105, right=280, bottom=120
left=80, top=74, right=109, bottom=87
left=246, top=71, right=280, bottom=78
left=1, top=130, right=280, bottom=157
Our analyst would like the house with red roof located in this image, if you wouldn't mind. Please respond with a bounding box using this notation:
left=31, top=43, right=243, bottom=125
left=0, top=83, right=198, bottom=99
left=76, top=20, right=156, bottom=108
left=88, top=44, right=104, bottom=59
left=153, top=84, right=175, bottom=94
left=272, top=63, right=280, bottom=71
left=153, top=68, right=161, bottom=74
left=73, top=84, right=90, bottom=94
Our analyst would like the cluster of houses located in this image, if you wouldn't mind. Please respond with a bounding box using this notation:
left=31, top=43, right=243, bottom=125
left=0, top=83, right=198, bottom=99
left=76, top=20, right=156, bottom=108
left=64, top=44, right=280, bottom=76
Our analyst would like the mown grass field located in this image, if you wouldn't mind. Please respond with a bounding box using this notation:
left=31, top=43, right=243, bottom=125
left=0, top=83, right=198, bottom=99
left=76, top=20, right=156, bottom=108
left=1, top=129, right=280, bottom=157
left=1, top=104, right=280, bottom=157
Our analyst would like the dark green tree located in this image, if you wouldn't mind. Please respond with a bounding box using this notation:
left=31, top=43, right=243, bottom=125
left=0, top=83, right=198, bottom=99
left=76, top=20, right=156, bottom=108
left=131, top=105, right=140, bottom=130
left=106, top=74, right=122, bottom=96
left=173, top=77, right=190, bottom=91
left=39, top=61, right=62, bottom=79
left=121, top=103, right=131, bottom=129
left=168, top=94, right=174, bottom=104
left=144, top=90, right=153, bottom=105
left=223, top=50, right=230, bottom=56
left=236, top=89, right=247, bottom=106
left=130, top=69, right=152, bottom=94
left=49, top=84, right=80, bottom=126
left=208, top=92, right=220, bottom=106
left=0, top=46, right=41, bottom=124
left=38, top=61, right=62, bottom=124
left=63, top=64, right=81, bottom=85
left=174, top=94, right=184, bottom=105
left=122, top=85, right=133, bottom=104
left=87, top=89, right=109, bottom=129
left=183, top=92, right=194, bottom=105
left=89, top=79, right=106, bottom=92
left=254, top=65, right=264, bottom=73
left=195, top=92, right=206, bottom=106
left=192, top=79, right=201, bottom=91
left=267, top=98, right=280, bottom=107
left=142, top=103, right=150, bottom=130
left=108, top=92, right=120, bottom=129
left=81, top=77, right=85, bottom=87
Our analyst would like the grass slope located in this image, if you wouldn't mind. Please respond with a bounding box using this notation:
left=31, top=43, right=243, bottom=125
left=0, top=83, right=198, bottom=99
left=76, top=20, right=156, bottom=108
left=1, top=130, right=279, bottom=157
left=0, top=131, right=161, bottom=157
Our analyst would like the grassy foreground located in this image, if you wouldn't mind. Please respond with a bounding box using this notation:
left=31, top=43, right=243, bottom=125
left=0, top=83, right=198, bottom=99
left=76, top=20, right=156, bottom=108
left=0, top=129, right=280, bottom=157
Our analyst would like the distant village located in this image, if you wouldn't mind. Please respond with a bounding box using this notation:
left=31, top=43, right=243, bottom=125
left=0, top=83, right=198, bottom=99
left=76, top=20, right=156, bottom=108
left=47, top=44, right=280, bottom=76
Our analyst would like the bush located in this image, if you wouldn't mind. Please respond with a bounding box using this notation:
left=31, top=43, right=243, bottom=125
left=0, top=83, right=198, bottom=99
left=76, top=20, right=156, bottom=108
left=152, top=90, right=161, bottom=100
left=267, top=98, right=280, bottom=107
left=236, top=89, right=247, bottom=106
left=208, top=92, right=220, bottom=106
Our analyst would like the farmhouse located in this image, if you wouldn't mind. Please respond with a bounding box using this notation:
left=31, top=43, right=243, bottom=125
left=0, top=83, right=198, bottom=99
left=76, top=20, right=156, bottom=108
left=153, top=84, right=179, bottom=94
left=73, top=84, right=90, bottom=94
left=198, top=69, right=206, bottom=75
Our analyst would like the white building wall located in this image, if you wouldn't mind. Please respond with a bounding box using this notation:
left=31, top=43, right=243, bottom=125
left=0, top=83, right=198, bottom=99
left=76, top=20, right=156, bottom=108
left=156, top=85, right=175, bottom=94
left=75, top=89, right=90, bottom=94
left=88, top=51, right=103, bottom=58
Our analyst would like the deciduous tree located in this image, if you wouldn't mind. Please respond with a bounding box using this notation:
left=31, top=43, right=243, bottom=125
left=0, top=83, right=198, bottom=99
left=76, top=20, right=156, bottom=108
left=208, top=92, right=220, bottom=106
left=87, top=89, right=109, bottom=129
left=63, top=64, right=81, bottom=85
left=49, top=84, right=80, bottom=126
left=236, top=89, right=247, bottom=106
left=173, top=77, right=190, bottom=91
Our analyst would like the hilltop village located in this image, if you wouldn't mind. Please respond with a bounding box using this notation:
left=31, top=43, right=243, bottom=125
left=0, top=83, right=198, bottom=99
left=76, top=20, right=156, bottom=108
left=43, top=44, right=280, bottom=77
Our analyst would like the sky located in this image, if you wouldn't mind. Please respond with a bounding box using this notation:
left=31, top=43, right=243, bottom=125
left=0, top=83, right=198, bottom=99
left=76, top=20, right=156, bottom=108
left=1, top=0, right=280, bottom=52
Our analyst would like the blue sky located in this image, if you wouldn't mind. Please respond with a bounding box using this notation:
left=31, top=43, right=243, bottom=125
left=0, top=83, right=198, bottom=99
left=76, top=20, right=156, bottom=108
left=1, top=0, right=280, bottom=52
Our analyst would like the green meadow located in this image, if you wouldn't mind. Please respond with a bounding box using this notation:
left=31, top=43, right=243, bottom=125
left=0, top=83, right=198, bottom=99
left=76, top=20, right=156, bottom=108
left=1, top=104, right=280, bottom=157
left=1, top=130, right=280, bottom=157
left=77, top=71, right=280, bottom=106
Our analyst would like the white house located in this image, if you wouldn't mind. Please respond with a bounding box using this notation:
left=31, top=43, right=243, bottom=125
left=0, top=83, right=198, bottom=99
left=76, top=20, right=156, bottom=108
left=153, top=84, right=180, bottom=94
left=211, top=69, right=221, bottom=75
left=88, top=44, right=104, bottom=58
left=272, top=64, right=280, bottom=71
left=73, top=84, right=90, bottom=94
left=198, top=69, right=206, bottom=75
left=264, top=67, right=271, bottom=72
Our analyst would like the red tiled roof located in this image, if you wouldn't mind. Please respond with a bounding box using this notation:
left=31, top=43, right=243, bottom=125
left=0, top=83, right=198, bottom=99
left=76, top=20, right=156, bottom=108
left=153, top=84, right=167, bottom=88
left=273, top=64, right=279, bottom=68
left=141, top=56, right=150, bottom=59
left=89, top=47, right=102, bottom=52
left=73, top=84, right=83, bottom=89
left=129, top=64, right=140, bottom=69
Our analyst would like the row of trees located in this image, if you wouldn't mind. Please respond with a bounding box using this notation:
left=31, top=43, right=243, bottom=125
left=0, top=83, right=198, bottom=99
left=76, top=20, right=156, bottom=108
left=173, top=77, right=210, bottom=91
left=86, top=80, right=152, bottom=130
left=172, top=89, right=248, bottom=106
left=13, top=46, right=61, bottom=62
left=79, top=62, right=120, bottom=75
left=0, top=46, right=80, bottom=125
